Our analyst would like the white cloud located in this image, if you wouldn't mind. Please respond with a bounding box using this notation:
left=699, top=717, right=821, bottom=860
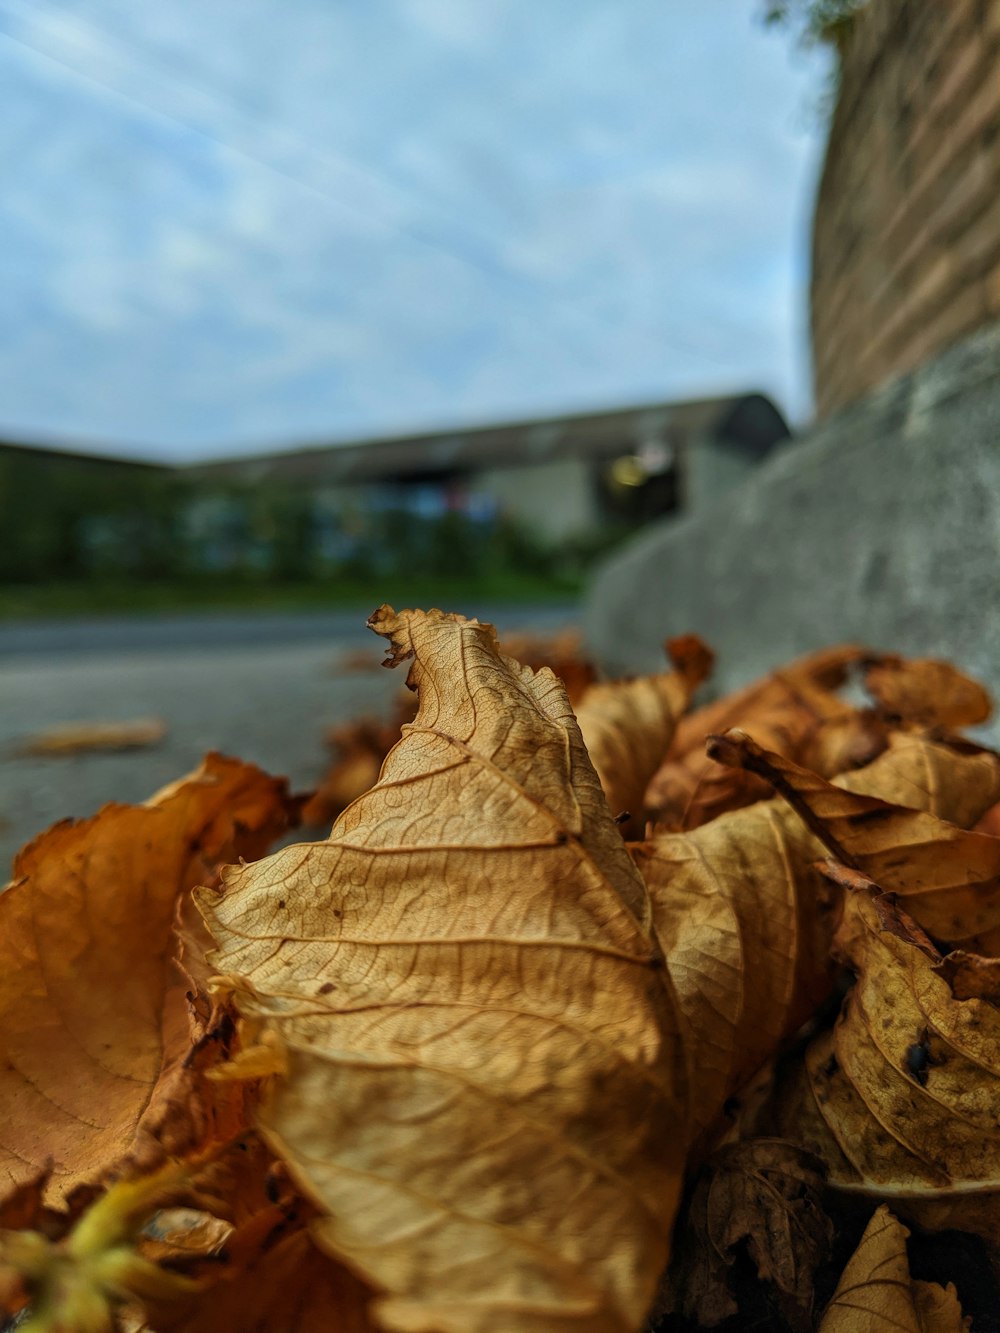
left=0, top=0, right=830, bottom=456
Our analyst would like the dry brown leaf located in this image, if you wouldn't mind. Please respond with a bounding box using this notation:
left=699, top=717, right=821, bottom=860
left=575, top=632, right=713, bottom=827
left=771, top=884, right=1000, bottom=1245
left=818, top=1205, right=968, bottom=1332
left=666, top=1139, right=831, bottom=1329
left=137, top=1225, right=376, bottom=1333
left=837, top=731, right=1000, bottom=826
left=932, top=949, right=1000, bottom=1003
left=975, top=800, right=1000, bottom=837
left=645, top=643, right=869, bottom=831
left=14, top=717, right=168, bottom=757
left=0, top=754, right=297, bottom=1206
left=496, top=627, right=597, bottom=708
left=708, top=728, right=1000, bottom=951
left=631, top=732, right=1000, bottom=1148
left=313, top=634, right=594, bottom=831
left=632, top=795, right=839, bottom=1148
left=200, top=606, right=688, bottom=1333
left=863, top=654, right=992, bottom=730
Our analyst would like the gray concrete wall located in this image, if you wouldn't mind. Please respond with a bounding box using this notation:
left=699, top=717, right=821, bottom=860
left=682, top=436, right=763, bottom=511
left=584, top=321, right=1000, bottom=737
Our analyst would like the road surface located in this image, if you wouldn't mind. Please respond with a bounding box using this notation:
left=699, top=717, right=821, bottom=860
left=0, top=603, right=577, bottom=876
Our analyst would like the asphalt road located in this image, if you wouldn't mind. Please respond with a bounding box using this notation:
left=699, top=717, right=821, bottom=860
left=0, top=603, right=577, bottom=877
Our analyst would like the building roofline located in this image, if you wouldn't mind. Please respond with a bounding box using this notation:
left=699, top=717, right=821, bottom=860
left=0, top=390, right=790, bottom=479
left=193, top=390, right=780, bottom=470
left=0, top=436, right=169, bottom=470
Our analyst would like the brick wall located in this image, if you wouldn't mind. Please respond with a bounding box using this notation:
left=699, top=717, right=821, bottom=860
left=811, top=0, right=1000, bottom=417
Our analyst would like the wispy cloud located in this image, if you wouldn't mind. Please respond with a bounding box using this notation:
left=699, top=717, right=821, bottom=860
left=0, top=0, right=830, bottom=459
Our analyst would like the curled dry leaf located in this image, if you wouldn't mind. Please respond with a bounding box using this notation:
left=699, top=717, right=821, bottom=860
left=13, top=717, right=168, bottom=757
left=666, top=1139, right=832, bottom=1330
left=631, top=732, right=1000, bottom=1148
left=575, top=632, right=713, bottom=827
left=309, top=629, right=597, bottom=831
left=632, top=794, right=839, bottom=1148
left=863, top=653, right=992, bottom=731
left=0, top=754, right=297, bottom=1206
left=708, top=728, right=1000, bottom=951
left=645, top=643, right=866, bottom=832
left=200, top=606, right=688, bottom=1333
left=818, top=1205, right=968, bottom=1332
left=771, top=886, right=1000, bottom=1245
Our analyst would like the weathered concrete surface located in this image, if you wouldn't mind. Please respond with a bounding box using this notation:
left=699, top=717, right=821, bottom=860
left=584, top=322, right=1000, bottom=739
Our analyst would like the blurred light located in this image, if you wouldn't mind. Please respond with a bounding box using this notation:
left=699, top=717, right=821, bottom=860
left=608, top=455, right=647, bottom=488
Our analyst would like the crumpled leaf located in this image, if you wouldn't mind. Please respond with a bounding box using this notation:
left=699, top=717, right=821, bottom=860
left=863, top=654, right=992, bottom=731
left=631, top=732, right=1000, bottom=1148
left=771, top=882, right=1000, bottom=1245
left=575, top=632, right=713, bottom=827
left=13, top=717, right=167, bottom=757
left=496, top=626, right=597, bottom=708
left=645, top=643, right=866, bottom=831
left=708, top=728, right=1000, bottom=951
left=200, top=606, right=688, bottom=1333
left=666, top=1139, right=831, bottom=1330
left=308, top=630, right=597, bottom=831
left=0, top=754, right=297, bottom=1205
left=835, top=731, right=1000, bottom=826
left=632, top=794, right=838, bottom=1148
left=818, top=1205, right=968, bottom=1332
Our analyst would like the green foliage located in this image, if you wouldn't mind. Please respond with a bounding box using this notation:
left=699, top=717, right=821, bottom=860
left=761, top=0, right=867, bottom=51
left=0, top=445, right=657, bottom=617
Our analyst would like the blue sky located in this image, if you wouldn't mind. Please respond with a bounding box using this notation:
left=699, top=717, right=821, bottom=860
left=0, top=1, right=830, bottom=461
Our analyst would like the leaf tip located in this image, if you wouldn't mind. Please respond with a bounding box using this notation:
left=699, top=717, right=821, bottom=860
left=704, top=728, right=754, bottom=768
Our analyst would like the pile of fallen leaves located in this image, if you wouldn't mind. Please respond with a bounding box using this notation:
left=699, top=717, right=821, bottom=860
left=4, top=606, right=1000, bottom=1332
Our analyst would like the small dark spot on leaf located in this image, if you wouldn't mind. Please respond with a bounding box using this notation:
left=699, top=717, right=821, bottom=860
left=318, top=982, right=336, bottom=995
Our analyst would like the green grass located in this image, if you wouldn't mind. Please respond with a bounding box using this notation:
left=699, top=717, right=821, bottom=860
left=0, top=572, right=581, bottom=620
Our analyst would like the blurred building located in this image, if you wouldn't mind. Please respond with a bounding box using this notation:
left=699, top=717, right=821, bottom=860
left=812, top=0, right=1000, bottom=417
left=189, top=392, right=790, bottom=545
left=1, top=391, right=789, bottom=583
